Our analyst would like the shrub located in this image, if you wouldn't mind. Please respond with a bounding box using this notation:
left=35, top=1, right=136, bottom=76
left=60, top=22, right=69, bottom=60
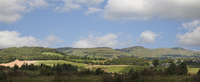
left=13, top=64, right=19, bottom=73
left=40, top=67, right=49, bottom=75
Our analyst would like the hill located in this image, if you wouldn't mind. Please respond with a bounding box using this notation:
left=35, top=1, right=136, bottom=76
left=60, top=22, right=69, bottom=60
left=57, top=46, right=200, bottom=58
left=0, top=46, right=67, bottom=63
left=116, top=46, right=200, bottom=58
left=56, top=47, right=128, bottom=58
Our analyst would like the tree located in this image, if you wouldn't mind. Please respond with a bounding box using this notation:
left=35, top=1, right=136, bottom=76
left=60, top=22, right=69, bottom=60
left=167, top=62, right=176, bottom=75
left=153, top=59, right=159, bottom=67
left=13, top=64, right=19, bottom=73
left=178, top=62, right=188, bottom=75
left=197, top=69, right=200, bottom=75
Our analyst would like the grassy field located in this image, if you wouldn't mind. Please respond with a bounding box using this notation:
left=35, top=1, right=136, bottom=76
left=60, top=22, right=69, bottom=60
left=88, top=65, right=149, bottom=73
left=69, top=59, right=96, bottom=62
left=42, top=52, right=64, bottom=57
left=34, top=60, right=87, bottom=67
left=188, top=68, right=199, bottom=74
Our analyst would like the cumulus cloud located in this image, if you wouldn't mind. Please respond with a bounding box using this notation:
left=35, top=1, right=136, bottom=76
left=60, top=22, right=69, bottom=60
left=74, top=0, right=105, bottom=6
left=177, top=20, right=200, bottom=47
left=0, top=0, right=49, bottom=23
left=103, top=0, right=200, bottom=20
left=55, top=0, right=104, bottom=12
left=72, top=33, right=133, bottom=48
left=54, top=0, right=81, bottom=12
left=181, top=20, right=200, bottom=31
left=137, top=30, right=159, bottom=43
left=0, top=30, right=62, bottom=48
left=85, top=7, right=102, bottom=14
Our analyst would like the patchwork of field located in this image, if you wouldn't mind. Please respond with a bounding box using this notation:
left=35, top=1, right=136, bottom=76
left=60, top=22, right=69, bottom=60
left=0, top=60, right=37, bottom=67
left=34, top=60, right=87, bottom=67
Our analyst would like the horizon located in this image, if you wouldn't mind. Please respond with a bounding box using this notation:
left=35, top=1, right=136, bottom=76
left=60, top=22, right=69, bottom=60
left=1, top=0, right=200, bottom=51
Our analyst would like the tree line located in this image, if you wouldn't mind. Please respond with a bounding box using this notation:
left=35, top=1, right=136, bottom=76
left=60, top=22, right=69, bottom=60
left=104, top=57, right=150, bottom=66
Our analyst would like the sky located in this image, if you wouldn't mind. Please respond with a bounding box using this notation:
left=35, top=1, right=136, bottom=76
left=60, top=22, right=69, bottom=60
left=0, top=0, right=200, bottom=51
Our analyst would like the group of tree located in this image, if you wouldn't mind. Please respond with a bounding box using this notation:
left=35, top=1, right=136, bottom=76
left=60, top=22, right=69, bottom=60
left=67, top=55, right=106, bottom=60
left=1, top=61, right=200, bottom=82
left=104, top=57, right=149, bottom=66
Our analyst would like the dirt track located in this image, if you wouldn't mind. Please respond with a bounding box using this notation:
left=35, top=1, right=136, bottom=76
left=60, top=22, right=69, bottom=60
left=0, top=60, right=37, bottom=67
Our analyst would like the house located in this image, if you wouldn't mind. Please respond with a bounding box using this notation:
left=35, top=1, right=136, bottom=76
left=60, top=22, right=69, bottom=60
left=150, top=64, right=155, bottom=67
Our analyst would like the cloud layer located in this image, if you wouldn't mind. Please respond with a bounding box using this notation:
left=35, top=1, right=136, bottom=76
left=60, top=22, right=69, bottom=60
left=1, top=0, right=200, bottom=23
left=103, top=0, right=200, bottom=20
left=137, top=30, right=159, bottom=43
left=0, top=0, right=49, bottom=23
left=72, top=33, right=133, bottom=48
left=0, top=30, right=62, bottom=48
left=177, top=20, right=200, bottom=47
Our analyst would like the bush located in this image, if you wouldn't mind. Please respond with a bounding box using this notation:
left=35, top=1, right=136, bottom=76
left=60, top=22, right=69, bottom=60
left=14, top=64, right=19, bottom=73
left=95, top=68, right=104, bottom=75
left=40, top=67, right=49, bottom=75
left=0, top=71, right=7, bottom=81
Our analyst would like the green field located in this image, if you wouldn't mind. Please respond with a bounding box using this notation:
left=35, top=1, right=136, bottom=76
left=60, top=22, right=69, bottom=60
left=34, top=60, right=87, bottom=67
left=42, top=52, right=64, bottom=57
left=188, top=68, right=199, bottom=74
left=69, top=59, right=96, bottom=62
left=89, top=65, right=149, bottom=73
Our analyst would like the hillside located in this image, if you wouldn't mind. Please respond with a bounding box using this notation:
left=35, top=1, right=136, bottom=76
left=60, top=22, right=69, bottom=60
left=56, top=47, right=128, bottom=58
left=116, top=46, right=200, bottom=58
left=57, top=46, right=200, bottom=58
left=0, top=47, right=67, bottom=63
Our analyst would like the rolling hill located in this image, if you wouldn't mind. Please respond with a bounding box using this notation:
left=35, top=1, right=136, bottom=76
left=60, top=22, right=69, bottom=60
left=116, top=46, right=200, bottom=58
left=57, top=46, right=200, bottom=58
left=0, top=46, right=67, bottom=63
left=56, top=47, right=128, bottom=58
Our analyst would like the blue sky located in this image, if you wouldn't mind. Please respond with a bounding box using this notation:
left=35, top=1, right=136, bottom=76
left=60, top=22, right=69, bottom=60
left=0, top=0, right=200, bottom=51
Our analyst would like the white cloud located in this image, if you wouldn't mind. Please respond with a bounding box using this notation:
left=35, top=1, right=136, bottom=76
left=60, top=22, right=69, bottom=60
left=0, top=30, right=62, bottom=48
left=137, top=30, right=159, bottom=43
left=177, top=20, right=200, bottom=47
left=103, top=0, right=200, bottom=20
left=72, top=33, right=133, bottom=48
left=177, top=27, right=200, bottom=47
left=85, top=7, right=102, bottom=14
left=0, top=0, right=49, bottom=23
left=74, top=0, right=105, bottom=6
left=55, top=0, right=81, bottom=12
left=181, top=20, right=200, bottom=31
left=55, top=0, right=104, bottom=12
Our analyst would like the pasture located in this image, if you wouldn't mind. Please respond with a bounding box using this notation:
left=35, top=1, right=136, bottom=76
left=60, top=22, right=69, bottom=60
left=34, top=60, right=87, bottom=67
left=42, top=52, right=64, bottom=57
left=188, top=68, right=199, bottom=74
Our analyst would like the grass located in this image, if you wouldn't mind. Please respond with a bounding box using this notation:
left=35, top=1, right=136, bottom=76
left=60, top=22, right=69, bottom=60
left=69, top=59, right=96, bottom=62
left=42, top=52, right=64, bottom=57
left=153, top=67, right=167, bottom=71
left=3, top=75, right=103, bottom=82
left=91, top=65, right=149, bottom=73
left=34, top=60, right=87, bottom=67
left=118, top=65, right=149, bottom=73
left=188, top=68, right=199, bottom=74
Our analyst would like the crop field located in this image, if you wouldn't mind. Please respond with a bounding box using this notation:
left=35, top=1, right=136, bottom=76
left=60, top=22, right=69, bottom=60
left=42, top=52, right=64, bottom=56
left=34, top=60, right=87, bottom=67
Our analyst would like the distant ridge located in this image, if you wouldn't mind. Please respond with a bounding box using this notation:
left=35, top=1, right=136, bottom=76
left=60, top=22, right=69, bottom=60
left=56, top=46, right=200, bottom=58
